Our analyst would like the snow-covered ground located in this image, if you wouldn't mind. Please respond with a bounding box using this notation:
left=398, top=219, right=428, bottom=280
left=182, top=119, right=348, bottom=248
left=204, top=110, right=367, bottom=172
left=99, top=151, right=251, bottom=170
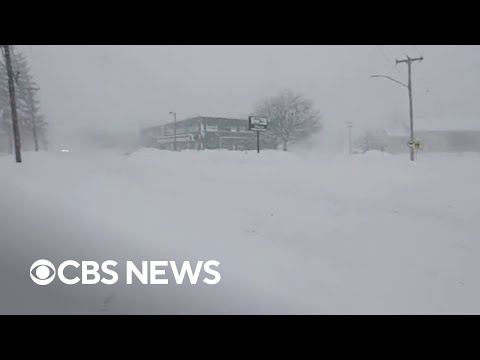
left=1, top=148, right=480, bottom=314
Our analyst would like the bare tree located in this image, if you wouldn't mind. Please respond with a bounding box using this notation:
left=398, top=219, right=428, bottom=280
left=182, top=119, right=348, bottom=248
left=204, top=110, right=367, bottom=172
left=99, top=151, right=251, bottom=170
left=254, top=90, right=322, bottom=151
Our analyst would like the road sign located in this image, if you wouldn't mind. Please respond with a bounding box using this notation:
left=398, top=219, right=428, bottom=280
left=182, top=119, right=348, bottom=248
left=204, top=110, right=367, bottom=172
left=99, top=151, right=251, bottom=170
left=407, top=140, right=422, bottom=149
left=249, top=116, right=268, bottom=131
left=248, top=116, right=268, bottom=154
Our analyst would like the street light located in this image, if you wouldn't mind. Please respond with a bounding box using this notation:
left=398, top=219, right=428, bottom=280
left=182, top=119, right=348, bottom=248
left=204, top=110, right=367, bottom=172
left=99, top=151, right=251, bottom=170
left=169, top=112, right=177, bottom=151
left=371, top=74, right=415, bottom=160
left=371, top=56, right=423, bottom=162
left=371, top=75, right=408, bottom=89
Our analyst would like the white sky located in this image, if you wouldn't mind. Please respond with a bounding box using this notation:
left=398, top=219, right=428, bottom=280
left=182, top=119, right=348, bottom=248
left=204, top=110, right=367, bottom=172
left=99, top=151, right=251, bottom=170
left=19, top=45, right=480, bottom=149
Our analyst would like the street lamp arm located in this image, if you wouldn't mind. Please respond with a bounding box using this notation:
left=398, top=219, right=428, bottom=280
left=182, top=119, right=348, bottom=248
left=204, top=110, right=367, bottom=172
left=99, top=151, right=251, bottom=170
left=371, top=75, right=408, bottom=88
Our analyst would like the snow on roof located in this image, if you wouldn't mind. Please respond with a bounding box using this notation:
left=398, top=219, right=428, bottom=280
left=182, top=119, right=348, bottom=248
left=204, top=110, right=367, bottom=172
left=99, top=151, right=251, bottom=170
left=385, top=118, right=480, bottom=136
left=415, top=118, right=480, bottom=132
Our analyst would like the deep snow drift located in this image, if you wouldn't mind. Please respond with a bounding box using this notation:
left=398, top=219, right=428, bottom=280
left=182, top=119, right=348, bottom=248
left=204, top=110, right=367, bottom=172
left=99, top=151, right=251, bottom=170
left=1, top=148, right=480, bottom=314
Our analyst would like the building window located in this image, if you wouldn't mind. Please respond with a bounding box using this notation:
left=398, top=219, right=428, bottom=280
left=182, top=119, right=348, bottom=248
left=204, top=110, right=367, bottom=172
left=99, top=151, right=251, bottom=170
left=188, top=124, right=198, bottom=132
left=231, top=126, right=237, bottom=132
left=177, top=126, right=187, bottom=134
left=206, top=125, right=218, bottom=132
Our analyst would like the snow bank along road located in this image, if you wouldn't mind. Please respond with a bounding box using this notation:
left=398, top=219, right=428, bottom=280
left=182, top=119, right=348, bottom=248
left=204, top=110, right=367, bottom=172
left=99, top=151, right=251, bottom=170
left=1, top=149, right=480, bottom=314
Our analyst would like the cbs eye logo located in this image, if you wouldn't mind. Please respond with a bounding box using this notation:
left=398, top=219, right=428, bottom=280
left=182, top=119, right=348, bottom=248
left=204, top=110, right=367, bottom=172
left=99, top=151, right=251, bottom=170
left=30, top=259, right=56, bottom=286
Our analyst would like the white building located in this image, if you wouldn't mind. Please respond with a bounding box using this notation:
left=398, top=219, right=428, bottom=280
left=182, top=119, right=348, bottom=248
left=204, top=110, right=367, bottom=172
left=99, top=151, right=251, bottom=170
left=383, top=118, right=480, bottom=154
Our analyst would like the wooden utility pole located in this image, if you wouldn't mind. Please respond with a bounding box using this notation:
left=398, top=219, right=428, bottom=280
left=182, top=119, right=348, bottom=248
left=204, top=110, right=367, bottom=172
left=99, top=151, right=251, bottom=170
left=2, top=45, right=22, bottom=163
left=372, top=55, right=423, bottom=161
left=396, top=56, right=423, bottom=162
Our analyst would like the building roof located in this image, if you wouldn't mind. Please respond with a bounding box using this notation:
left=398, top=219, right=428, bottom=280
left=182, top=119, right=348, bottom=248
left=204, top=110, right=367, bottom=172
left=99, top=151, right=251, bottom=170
left=385, top=118, right=480, bottom=136
left=166, top=116, right=248, bottom=128
left=415, top=119, right=480, bottom=132
left=143, top=116, right=248, bottom=131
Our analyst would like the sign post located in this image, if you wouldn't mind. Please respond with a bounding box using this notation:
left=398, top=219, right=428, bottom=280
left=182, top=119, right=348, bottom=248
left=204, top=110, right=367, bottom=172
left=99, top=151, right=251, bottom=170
left=249, top=116, right=268, bottom=154
left=257, top=131, right=260, bottom=154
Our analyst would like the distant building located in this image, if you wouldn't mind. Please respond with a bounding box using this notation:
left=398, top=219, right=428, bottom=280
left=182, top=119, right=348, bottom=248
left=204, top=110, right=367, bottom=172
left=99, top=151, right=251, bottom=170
left=385, top=130, right=480, bottom=154
left=141, top=116, right=276, bottom=151
left=383, top=119, right=480, bottom=154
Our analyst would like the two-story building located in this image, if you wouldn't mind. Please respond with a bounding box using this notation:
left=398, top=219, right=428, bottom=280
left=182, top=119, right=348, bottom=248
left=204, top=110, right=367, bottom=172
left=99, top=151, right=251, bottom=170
left=141, top=116, right=275, bottom=151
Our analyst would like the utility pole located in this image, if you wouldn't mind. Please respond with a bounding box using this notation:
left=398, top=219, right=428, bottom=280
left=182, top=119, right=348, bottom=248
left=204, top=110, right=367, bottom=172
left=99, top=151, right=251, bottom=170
left=169, top=112, right=177, bottom=151
left=2, top=45, right=22, bottom=163
left=371, top=55, right=423, bottom=162
left=27, top=85, right=40, bottom=152
left=346, top=121, right=353, bottom=155
left=396, top=56, right=423, bottom=162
